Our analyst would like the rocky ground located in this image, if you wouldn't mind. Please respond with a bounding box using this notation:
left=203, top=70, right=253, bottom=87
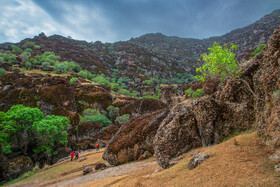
left=6, top=132, right=280, bottom=187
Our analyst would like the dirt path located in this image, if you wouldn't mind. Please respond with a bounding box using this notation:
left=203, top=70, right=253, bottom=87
left=50, top=158, right=159, bottom=187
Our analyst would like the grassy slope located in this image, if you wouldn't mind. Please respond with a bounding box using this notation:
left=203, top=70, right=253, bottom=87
left=7, top=132, right=280, bottom=187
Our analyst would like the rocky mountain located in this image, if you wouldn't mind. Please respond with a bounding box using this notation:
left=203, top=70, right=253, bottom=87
left=1, top=10, right=280, bottom=79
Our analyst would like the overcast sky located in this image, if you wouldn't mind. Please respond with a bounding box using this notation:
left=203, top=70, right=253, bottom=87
left=0, top=0, right=280, bottom=43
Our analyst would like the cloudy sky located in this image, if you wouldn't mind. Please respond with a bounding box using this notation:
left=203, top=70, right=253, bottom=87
left=0, top=0, right=280, bottom=43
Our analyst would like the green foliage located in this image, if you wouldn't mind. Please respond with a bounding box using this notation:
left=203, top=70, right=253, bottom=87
left=1, top=51, right=16, bottom=64
left=54, top=63, right=67, bottom=73
left=82, top=108, right=100, bottom=116
left=0, top=105, right=69, bottom=158
left=35, top=52, right=61, bottom=65
left=92, top=75, right=110, bottom=86
left=249, top=44, right=265, bottom=59
left=185, top=88, right=204, bottom=99
left=143, top=79, right=154, bottom=85
left=0, top=68, right=6, bottom=77
left=70, top=77, right=78, bottom=84
left=22, top=42, right=35, bottom=49
left=32, top=115, right=69, bottom=155
left=12, top=45, right=23, bottom=55
left=42, top=62, right=51, bottom=71
left=106, top=106, right=119, bottom=119
left=109, top=82, right=121, bottom=91
left=196, top=42, right=240, bottom=82
left=117, top=89, right=131, bottom=95
left=0, top=57, right=4, bottom=65
left=20, top=52, right=31, bottom=62
left=34, top=45, right=41, bottom=50
left=80, top=113, right=112, bottom=127
left=63, top=61, right=81, bottom=73
left=25, top=61, right=32, bottom=69
left=24, top=48, right=33, bottom=53
left=115, top=114, right=130, bottom=125
left=78, top=70, right=95, bottom=79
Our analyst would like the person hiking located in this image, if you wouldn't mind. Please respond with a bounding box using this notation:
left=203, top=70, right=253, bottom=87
left=70, top=151, right=75, bottom=161
left=74, top=150, right=79, bottom=160
left=96, top=143, right=99, bottom=151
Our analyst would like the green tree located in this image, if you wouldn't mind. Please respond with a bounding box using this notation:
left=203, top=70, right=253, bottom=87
left=54, top=63, right=67, bottom=73
left=115, top=114, right=130, bottom=125
left=70, top=77, right=78, bottom=84
left=42, top=62, right=51, bottom=71
left=12, top=45, right=23, bottom=55
left=106, top=106, right=119, bottom=120
left=0, top=68, right=6, bottom=77
left=22, top=42, right=35, bottom=49
left=20, top=52, right=31, bottom=62
left=32, top=115, right=69, bottom=156
left=195, top=42, right=240, bottom=82
left=80, top=114, right=111, bottom=127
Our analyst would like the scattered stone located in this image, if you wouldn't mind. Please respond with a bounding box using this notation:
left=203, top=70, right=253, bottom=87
left=83, top=166, right=92, bottom=175
left=152, top=169, right=162, bottom=175
left=138, top=151, right=153, bottom=160
left=79, top=157, right=87, bottom=162
left=269, top=150, right=280, bottom=163
left=188, top=154, right=210, bottom=170
left=95, top=162, right=107, bottom=171
left=275, top=164, right=280, bottom=172
left=233, top=139, right=239, bottom=146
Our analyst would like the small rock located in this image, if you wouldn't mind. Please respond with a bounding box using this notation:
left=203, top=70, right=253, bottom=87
left=83, top=166, right=92, bottom=175
left=233, top=139, right=239, bottom=146
left=79, top=157, right=87, bottom=162
left=138, top=151, right=153, bottom=160
left=275, top=164, right=280, bottom=172
left=168, top=160, right=178, bottom=167
left=152, top=169, right=162, bottom=175
left=269, top=150, right=280, bottom=163
left=95, top=162, right=107, bottom=171
left=188, top=154, right=210, bottom=170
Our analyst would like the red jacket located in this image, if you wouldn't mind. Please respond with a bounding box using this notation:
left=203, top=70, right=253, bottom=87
left=70, top=152, right=75, bottom=157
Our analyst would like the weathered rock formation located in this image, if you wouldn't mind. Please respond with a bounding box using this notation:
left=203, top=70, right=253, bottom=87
left=103, top=109, right=168, bottom=165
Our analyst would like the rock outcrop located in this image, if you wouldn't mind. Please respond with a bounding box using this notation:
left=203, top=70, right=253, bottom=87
left=103, top=109, right=168, bottom=165
left=154, top=105, right=202, bottom=168
left=188, top=154, right=210, bottom=170
left=2, top=156, right=33, bottom=180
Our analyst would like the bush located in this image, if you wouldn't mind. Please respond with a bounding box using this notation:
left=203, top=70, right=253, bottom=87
left=196, top=42, right=240, bottom=82
left=0, top=57, right=4, bottom=65
left=0, top=68, right=6, bottom=77
left=82, top=108, right=100, bottom=116
left=12, top=45, right=23, bottom=55
left=54, top=63, right=67, bottom=73
left=70, top=77, right=78, bottom=84
left=106, top=106, right=119, bottom=120
left=249, top=44, right=265, bottom=59
left=42, top=62, right=51, bottom=71
left=0, top=105, right=69, bottom=156
left=185, top=88, right=204, bottom=99
left=25, top=61, right=32, bottom=69
left=22, top=42, right=35, bottom=49
left=80, top=114, right=112, bottom=127
left=115, top=114, right=130, bottom=125
left=20, top=52, right=31, bottom=62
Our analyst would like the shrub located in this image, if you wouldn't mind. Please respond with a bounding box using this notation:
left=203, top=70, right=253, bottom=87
left=106, top=106, right=119, bottom=119
left=0, top=105, right=69, bottom=156
left=0, top=57, right=4, bottom=65
left=70, top=77, right=78, bottom=84
left=0, top=68, right=6, bottom=77
left=115, top=114, right=130, bottom=125
left=82, top=108, right=100, bottom=117
left=25, top=61, right=32, bottom=69
left=24, top=48, right=33, bottom=53
left=54, top=63, right=67, bottom=73
left=12, top=45, right=23, bottom=55
left=20, top=52, right=31, bottom=62
left=42, top=62, right=51, bottom=71
left=185, top=88, right=204, bottom=99
left=22, top=42, right=35, bottom=49
left=80, top=114, right=112, bottom=127
left=196, top=42, right=240, bottom=82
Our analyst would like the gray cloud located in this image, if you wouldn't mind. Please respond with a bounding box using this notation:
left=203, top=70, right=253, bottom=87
left=1, top=0, right=280, bottom=43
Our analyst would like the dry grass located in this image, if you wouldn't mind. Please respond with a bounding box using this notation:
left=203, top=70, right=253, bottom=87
left=82, top=132, right=280, bottom=187
left=7, top=132, right=280, bottom=187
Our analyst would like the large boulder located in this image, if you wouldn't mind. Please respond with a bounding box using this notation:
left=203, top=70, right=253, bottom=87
left=103, top=109, right=169, bottom=165
left=119, top=98, right=167, bottom=117
left=252, top=26, right=280, bottom=147
left=71, top=122, right=103, bottom=143
left=2, top=156, right=34, bottom=180
left=154, top=105, right=202, bottom=168
left=52, top=147, right=72, bottom=164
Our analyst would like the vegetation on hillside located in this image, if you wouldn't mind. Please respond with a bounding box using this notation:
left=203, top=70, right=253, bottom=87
left=0, top=105, right=69, bottom=159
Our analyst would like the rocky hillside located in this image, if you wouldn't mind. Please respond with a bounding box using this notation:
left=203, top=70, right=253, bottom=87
left=1, top=10, right=280, bottom=80
left=103, top=25, right=280, bottom=171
